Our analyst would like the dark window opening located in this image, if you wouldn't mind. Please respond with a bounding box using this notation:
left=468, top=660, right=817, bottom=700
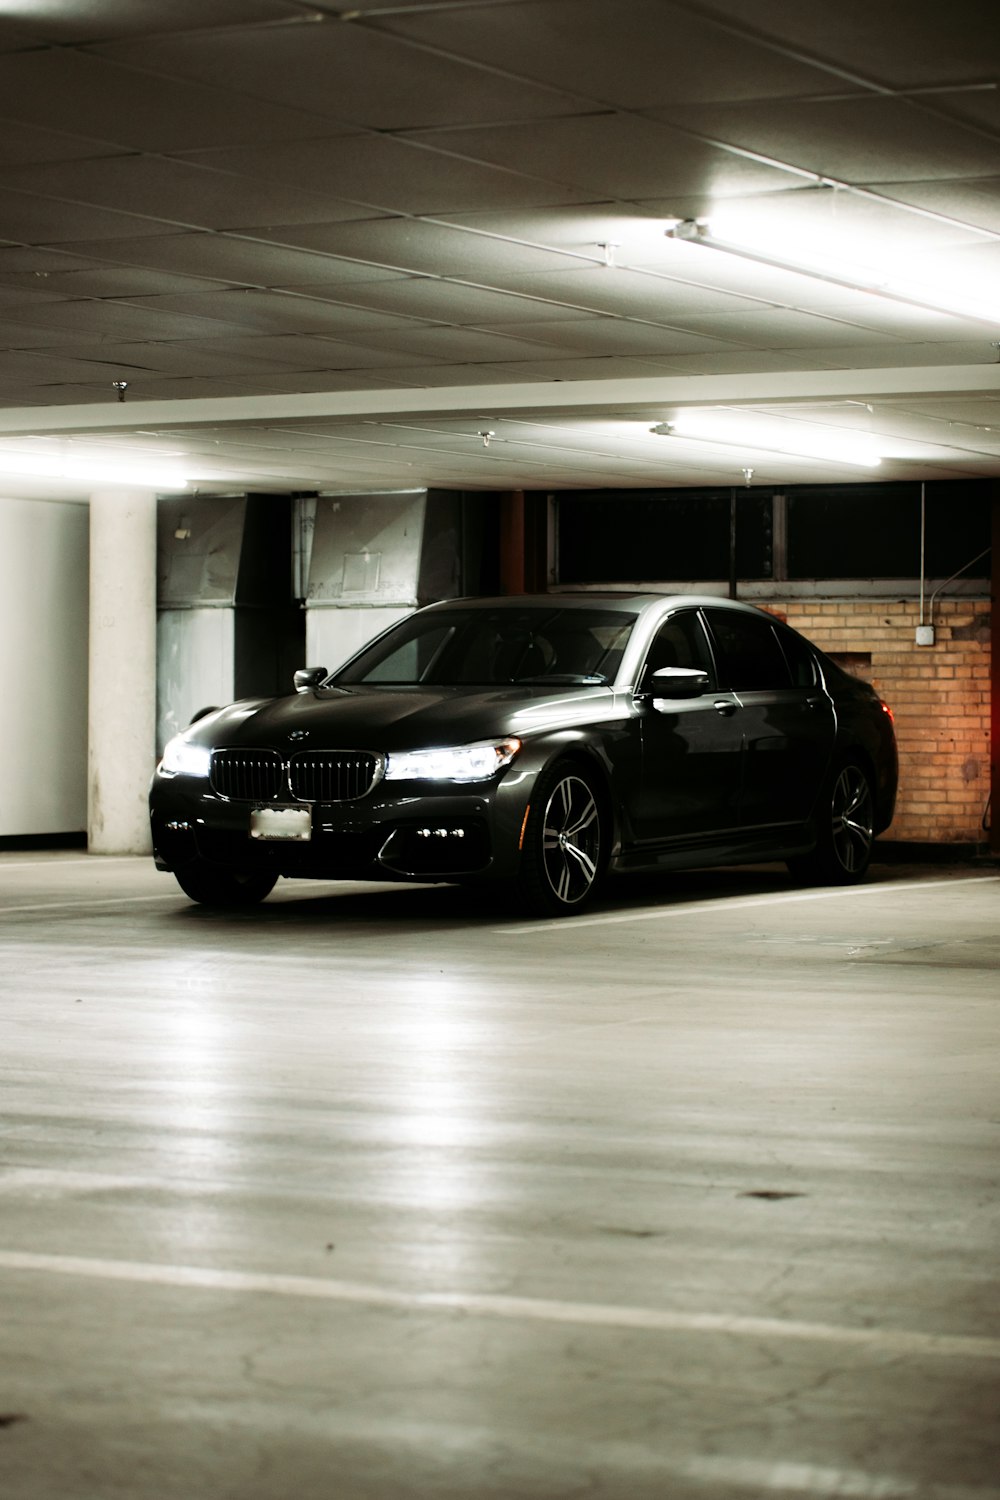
left=557, top=490, right=773, bottom=584
left=787, top=481, right=991, bottom=580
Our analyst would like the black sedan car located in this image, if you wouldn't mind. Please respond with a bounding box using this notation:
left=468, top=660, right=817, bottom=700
left=150, top=593, right=897, bottom=916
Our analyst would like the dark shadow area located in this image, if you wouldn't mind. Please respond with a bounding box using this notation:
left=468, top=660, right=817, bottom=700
left=156, top=858, right=946, bottom=936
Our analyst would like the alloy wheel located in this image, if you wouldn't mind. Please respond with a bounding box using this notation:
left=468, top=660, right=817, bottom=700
left=830, top=764, right=874, bottom=874
left=540, top=773, right=602, bottom=907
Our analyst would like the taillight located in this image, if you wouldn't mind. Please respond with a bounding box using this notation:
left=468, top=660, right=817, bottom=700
left=880, top=700, right=894, bottom=724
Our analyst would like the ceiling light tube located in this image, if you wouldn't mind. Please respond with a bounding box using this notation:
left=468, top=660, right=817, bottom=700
left=0, top=449, right=190, bottom=488
left=651, top=414, right=882, bottom=468
left=666, top=219, right=1000, bottom=327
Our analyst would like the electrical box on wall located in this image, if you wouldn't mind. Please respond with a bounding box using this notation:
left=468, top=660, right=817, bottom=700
left=916, top=624, right=935, bottom=646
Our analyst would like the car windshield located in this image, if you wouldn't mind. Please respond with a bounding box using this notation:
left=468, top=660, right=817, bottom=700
left=334, top=606, right=636, bottom=687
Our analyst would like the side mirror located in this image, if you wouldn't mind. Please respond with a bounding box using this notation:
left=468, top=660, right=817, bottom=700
left=187, top=705, right=220, bottom=726
left=293, top=666, right=327, bottom=694
left=641, top=666, right=710, bottom=704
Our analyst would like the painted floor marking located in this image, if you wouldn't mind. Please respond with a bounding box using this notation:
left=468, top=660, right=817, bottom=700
left=674, top=1454, right=995, bottom=1499
left=1, top=1250, right=997, bottom=1363
left=0, top=856, right=140, bottom=871
left=502, top=875, right=1000, bottom=933
left=0, top=893, right=182, bottom=916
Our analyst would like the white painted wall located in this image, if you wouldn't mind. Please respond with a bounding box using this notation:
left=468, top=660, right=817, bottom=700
left=0, top=496, right=89, bottom=836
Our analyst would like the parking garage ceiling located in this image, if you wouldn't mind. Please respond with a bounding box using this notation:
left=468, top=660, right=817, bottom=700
left=0, top=0, right=999, bottom=497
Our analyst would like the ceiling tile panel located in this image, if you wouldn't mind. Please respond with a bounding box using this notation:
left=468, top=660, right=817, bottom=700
left=0, top=121, right=128, bottom=167
left=0, top=188, right=181, bottom=244
left=251, top=219, right=584, bottom=277
left=777, top=340, right=995, bottom=369
left=402, top=115, right=799, bottom=200
left=316, top=362, right=541, bottom=388
left=0, top=320, right=98, bottom=351
left=445, top=356, right=702, bottom=382
left=2, top=267, right=237, bottom=298
left=869, top=177, right=1000, bottom=235
left=320, top=278, right=604, bottom=326
left=663, top=307, right=910, bottom=349
left=0, top=1, right=298, bottom=43
left=637, top=348, right=841, bottom=377
left=698, top=0, right=1000, bottom=90
left=648, top=97, right=1000, bottom=184
left=0, top=50, right=338, bottom=152
left=9, top=299, right=251, bottom=341
left=24, top=340, right=305, bottom=379
left=184, top=134, right=581, bottom=216
left=93, top=18, right=591, bottom=130
left=0, top=246, right=106, bottom=281
left=0, top=157, right=362, bottom=232
left=45, top=233, right=402, bottom=286
left=376, top=0, right=835, bottom=108
left=116, top=290, right=420, bottom=338
left=0, top=348, right=161, bottom=386
left=142, top=335, right=429, bottom=373
left=473, top=318, right=744, bottom=357
left=500, top=267, right=778, bottom=319
left=331, top=324, right=577, bottom=363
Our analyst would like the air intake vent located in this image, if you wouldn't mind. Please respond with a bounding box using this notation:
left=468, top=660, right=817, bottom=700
left=289, top=752, right=381, bottom=802
left=210, top=750, right=283, bottom=802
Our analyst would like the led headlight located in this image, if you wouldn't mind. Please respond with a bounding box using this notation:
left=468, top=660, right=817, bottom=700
left=384, top=737, right=521, bottom=783
left=159, top=733, right=212, bottom=778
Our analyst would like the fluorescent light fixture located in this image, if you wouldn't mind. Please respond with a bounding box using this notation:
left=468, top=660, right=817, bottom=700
left=666, top=218, right=1000, bottom=327
left=651, top=412, right=882, bottom=468
left=0, top=444, right=190, bottom=488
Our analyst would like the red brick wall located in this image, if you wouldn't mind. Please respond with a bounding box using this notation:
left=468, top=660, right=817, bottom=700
left=775, top=598, right=991, bottom=846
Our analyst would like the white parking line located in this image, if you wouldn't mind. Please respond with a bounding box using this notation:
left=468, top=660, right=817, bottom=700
left=1, top=1249, right=997, bottom=1363
left=674, top=1455, right=993, bottom=1499
left=501, top=875, right=1000, bottom=933
left=0, top=856, right=139, bottom=870
left=0, top=893, right=181, bottom=916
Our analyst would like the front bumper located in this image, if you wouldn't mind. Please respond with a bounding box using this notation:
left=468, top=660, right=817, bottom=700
left=150, top=770, right=532, bottom=884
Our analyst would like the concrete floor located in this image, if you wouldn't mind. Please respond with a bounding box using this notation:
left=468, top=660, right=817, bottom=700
left=1, top=852, right=998, bottom=1500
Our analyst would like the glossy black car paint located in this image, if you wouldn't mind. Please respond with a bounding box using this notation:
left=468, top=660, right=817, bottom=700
left=149, top=593, right=898, bottom=913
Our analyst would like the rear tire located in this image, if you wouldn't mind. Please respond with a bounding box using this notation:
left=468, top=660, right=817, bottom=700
left=517, top=761, right=606, bottom=916
left=789, top=758, right=875, bottom=885
left=173, top=860, right=277, bottom=908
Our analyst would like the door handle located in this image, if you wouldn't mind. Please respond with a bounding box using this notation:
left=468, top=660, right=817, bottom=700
left=713, top=698, right=738, bottom=716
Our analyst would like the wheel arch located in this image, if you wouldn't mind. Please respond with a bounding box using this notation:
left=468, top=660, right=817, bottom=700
left=831, top=737, right=891, bottom=835
left=527, top=735, right=621, bottom=858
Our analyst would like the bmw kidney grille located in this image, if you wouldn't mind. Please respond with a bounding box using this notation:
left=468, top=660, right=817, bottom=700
left=210, top=749, right=381, bottom=802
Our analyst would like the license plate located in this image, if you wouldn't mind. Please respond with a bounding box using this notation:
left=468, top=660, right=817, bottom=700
left=250, top=805, right=312, bottom=841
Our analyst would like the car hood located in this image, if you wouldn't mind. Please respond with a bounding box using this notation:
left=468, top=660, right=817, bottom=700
left=194, top=683, right=621, bottom=752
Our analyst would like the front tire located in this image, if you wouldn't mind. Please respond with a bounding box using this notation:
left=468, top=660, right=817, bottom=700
left=517, top=762, right=606, bottom=916
left=173, top=860, right=277, bottom=908
left=789, top=759, right=875, bottom=885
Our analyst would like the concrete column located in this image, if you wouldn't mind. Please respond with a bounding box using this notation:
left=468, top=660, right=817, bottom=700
left=88, top=488, right=157, bottom=854
left=991, top=483, right=1000, bottom=857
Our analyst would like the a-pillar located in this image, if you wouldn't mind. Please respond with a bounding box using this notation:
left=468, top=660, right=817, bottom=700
left=88, top=488, right=157, bottom=854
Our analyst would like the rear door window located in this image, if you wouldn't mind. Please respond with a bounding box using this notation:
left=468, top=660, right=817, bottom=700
left=705, top=610, right=791, bottom=692
left=775, top=626, right=818, bottom=688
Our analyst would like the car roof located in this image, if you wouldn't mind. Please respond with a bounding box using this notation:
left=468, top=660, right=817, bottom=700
left=418, top=592, right=777, bottom=619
